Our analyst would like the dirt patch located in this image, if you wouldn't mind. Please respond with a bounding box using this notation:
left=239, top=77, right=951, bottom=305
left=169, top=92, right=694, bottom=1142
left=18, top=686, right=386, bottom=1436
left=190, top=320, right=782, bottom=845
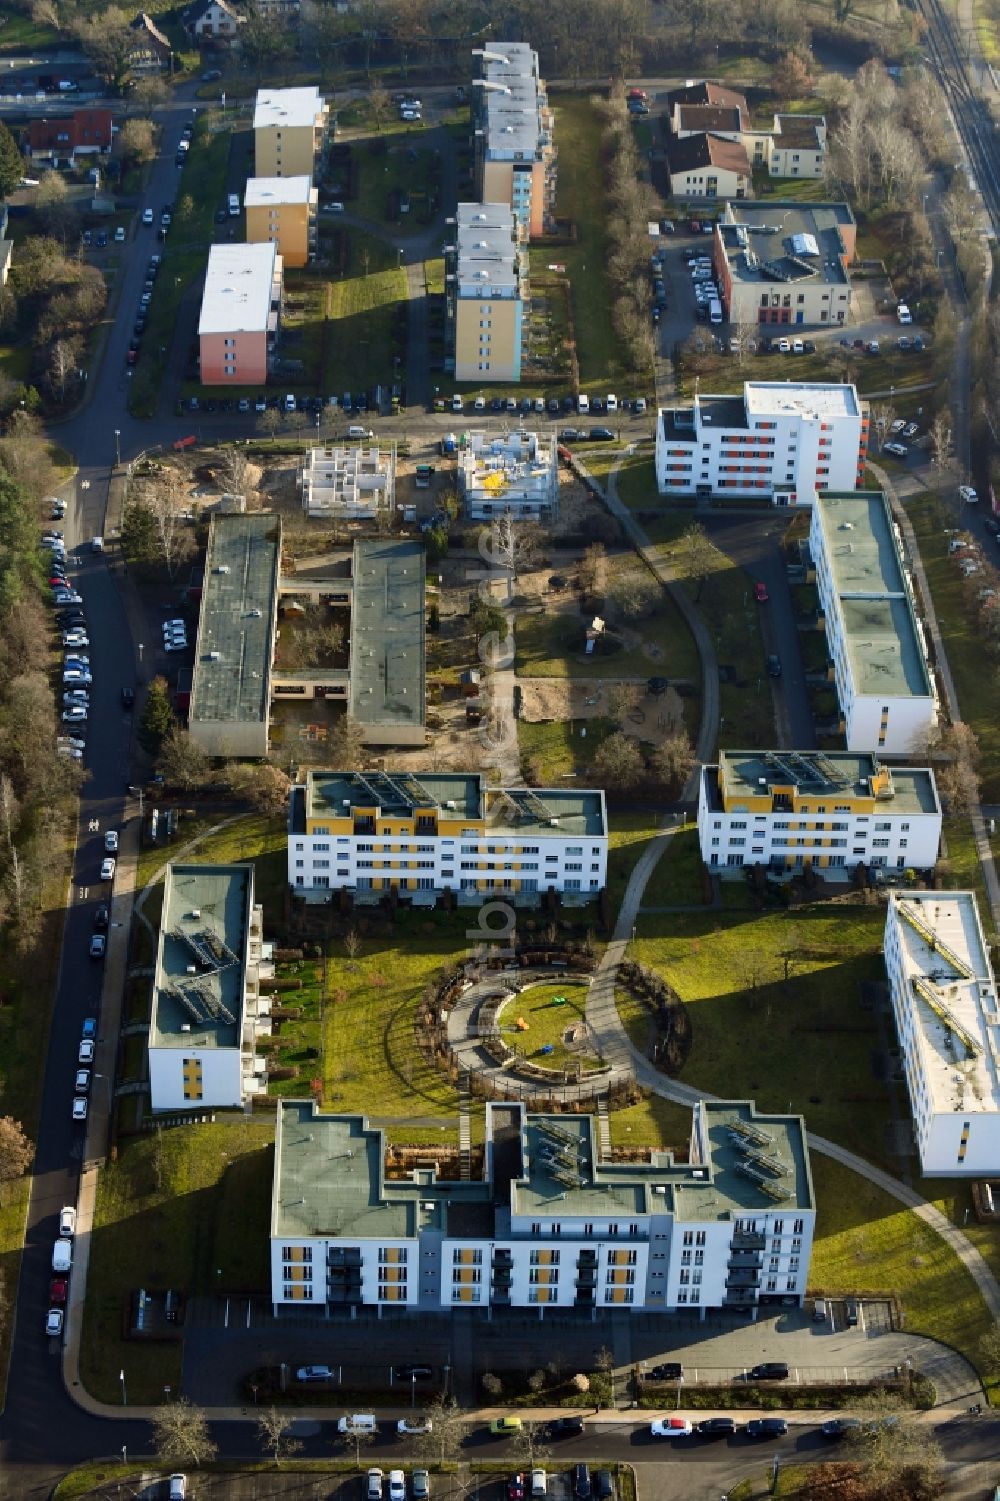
left=518, top=677, right=684, bottom=744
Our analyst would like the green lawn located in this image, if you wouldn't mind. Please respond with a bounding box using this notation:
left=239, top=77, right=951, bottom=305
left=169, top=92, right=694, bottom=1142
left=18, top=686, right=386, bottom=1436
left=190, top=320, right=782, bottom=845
left=325, top=231, right=407, bottom=393
left=517, top=715, right=618, bottom=785
left=352, top=136, right=440, bottom=231
left=606, top=811, right=661, bottom=911
left=906, top=491, right=1000, bottom=801
left=639, top=824, right=709, bottom=906
left=614, top=448, right=661, bottom=513
left=502, top=980, right=604, bottom=1072
left=633, top=902, right=893, bottom=1164
left=810, top=1154, right=995, bottom=1382
left=134, top=813, right=288, bottom=921
left=678, top=343, right=934, bottom=402
left=552, top=96, right=651, bottom=391
left=81, top=1117, right=275, bottom=1403
left=607, top=1093, right=693, bottom=1151
left=0, top=11, right=59, bottom=47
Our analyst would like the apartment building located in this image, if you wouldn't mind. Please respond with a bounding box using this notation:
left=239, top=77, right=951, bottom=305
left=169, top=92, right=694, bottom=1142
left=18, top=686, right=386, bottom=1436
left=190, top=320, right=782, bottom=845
left=253, top=85, right=328, bottom=178
left=811, top=492, right=937, bottom=754
left=884, top=891, right=1000, bottom=1176
left=244, top=175, right=317, bottom=268
left=459, top=429, right=559, bottom=521
left=288, top=770, right=607, bottom=902
left=148, top=863, right=271, bottom=1111
left=300, top=442, right=395, bottom=520
left=714, top=201, right=855, bottom=327
left=655, top=381, right=866, bottom=504
left=666, top=133, right=751, bottom=200
left=271, top=1098, right=815, bottom=1314
left=450, top=202, right=525, bottom=384
left=189, top=512, right=281, bottom=758
left=698, top=750, right=941, bottom=876
left=472, top=42, right=554, bottom=240
left=198, top=242, right=283, bottom=386
left=760, top=115, right=827, bottom=179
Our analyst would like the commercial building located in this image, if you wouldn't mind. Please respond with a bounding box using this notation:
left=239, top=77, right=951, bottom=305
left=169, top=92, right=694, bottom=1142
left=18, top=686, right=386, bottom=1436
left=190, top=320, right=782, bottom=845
left=472, top=42, right=554, bottom=240
left=300, top=442, right=395, bottom=520
left=449, top=202, right=526, bottom=384
left=28, top=108, right=113, bottom=163
left=288, top=771, right=607, bottom=902
left=271, top=1097, right=815, bottom=1313
left=884, top=891, right=1000, bottom=1176
left=810, top=492, right=937, bottom=753
left=349, top=538, right=425, bottom=746
left=189, top=513, right=281, bottom=758
left=198, top=242, right=283, bottom=387
left=459, top=429, right=558, bottom=521
left=655, top=381, right=867, bottom=504
left=714, top=201, right=856, bottom=327
left=244, top=175, right=317, bottom=268
left=698, top=750, right=941, bottom=875
left=666, top=133, right=751, bottom=201
left=253, top=85, right=328, bottom=178
left=148, top=863, right=270, bottom=1111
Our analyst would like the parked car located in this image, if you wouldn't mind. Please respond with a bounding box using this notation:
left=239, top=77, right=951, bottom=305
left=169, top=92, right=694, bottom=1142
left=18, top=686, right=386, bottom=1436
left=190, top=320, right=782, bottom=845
left=412, top=1471, right=430, bottom=1501
left=821, top=1417, right=861, bottom=1440
left=45, top=1308, right=64, bottom=1336
left=489, top=1418, right=522, bottom=1435
left=648, top=1363, right=683, bottom=1381
left=650, top=1418, right=692, bottom=1438
left=697, top=1417, right=737, bottom=1438
left=397, top=1418, right=432, bottom=1436
left=548, top=1417, right=585, bottom=1440
left=746, top=1418, right=787, bottom=1439
left=747, top=1362, right=789, bottom=1381
left=89, top=934, right=106, bottom=960
left=754, top=581, right=769, bottom=603
left=59, top=1206, right=76, bottom=1237
left=884, top=442, right=908, bottom=458
left=100, top=856, right=116, bottom=881
left=767, top=654, right=782, bottom=678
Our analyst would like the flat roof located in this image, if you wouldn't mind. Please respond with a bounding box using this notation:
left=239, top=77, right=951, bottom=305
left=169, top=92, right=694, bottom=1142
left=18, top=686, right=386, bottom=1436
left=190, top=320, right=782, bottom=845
left=888, top=892, right=1000, bottom=1118
left=190, top=513, right=281, bottom=729
left=150, top=863, right=251, bottom=1049
left=713, top=750, right=940, bottom=815
left=456, top=202, right=519, bottom=294
left=745, top=382, right=859, bottom=419
left=293, top=771, right=606, bottom=837
left=198, top=242, right=278, bottom=336
left=674, top=1102, right=813, bottom=1220
left=478, top=44, right=545, bottom=159
left=348, top=538, right=425, bottom=732
left=244, top=174, right=313, bottom=206
left=720, top=200, right=854, bottom=286
left=813, top=492, right=932, bottom=699
left=254, top=85, right=324, bottom=130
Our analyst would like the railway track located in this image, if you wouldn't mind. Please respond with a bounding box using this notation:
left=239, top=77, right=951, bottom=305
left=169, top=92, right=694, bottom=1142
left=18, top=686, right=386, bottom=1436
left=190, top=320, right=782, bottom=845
left=916, top=0, right=1000, bottom=235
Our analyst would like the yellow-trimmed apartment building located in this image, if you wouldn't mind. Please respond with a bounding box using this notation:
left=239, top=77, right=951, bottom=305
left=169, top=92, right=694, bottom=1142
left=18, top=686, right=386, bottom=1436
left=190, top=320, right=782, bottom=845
left=253, top=85, right=328, bottom=178
left=245, top=175, right=317, bottom=268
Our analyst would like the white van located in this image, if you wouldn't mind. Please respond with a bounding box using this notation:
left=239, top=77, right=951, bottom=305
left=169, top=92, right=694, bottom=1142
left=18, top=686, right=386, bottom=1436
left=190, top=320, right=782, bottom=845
left=348, top=424, right=374, bottom=440
left=577, top=393, right=590, bottom=414
left=228, top=193, right=241, bottom=217
left=52, top=1239, right=72, bottom=1273
left=708, top=298, right=723, bottom=325
left=338, top=1414, right=377, bottom=1434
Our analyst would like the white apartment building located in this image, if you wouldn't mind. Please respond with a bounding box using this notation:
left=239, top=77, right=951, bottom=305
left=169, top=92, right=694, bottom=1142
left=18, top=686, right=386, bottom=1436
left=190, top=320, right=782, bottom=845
left=271, top=1098, right=815, bottom=1314
left=811, top=492, right=937, bottom=754
left=698, top=750, right=942, bottom=876
left=148, top=863, right=271, bottom=1111
left=300, top=442, right=395, bottom=520
left=459, top=429, right=559, bottom=521
left=884, top=891, right=1000, bottom=1176
left=656, top=382, right=867, bottom=504
left=288, top=770, right=607, bottom=904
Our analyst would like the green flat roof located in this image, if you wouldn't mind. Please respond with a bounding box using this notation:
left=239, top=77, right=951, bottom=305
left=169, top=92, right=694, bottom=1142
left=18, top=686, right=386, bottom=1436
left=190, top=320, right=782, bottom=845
left=150, top=863, right=252, bottom=1049
left=190, top=513, right=281, bottom=729
left=674, top=1102, right=813, bottom=1221
left=348, top=538, right=425, bottom=731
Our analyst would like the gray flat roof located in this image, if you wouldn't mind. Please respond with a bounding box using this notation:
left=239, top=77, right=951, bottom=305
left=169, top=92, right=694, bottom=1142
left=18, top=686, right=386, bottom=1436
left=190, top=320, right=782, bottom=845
left=292, top=771, right=606, bottom=836
left=190, top=513, right=281, bottom=730
left=150, top=863, right=251, bottom=1048
left=674, top=1102, right=813, bottom=1221
left=720, top=200, right=854, bottom=287
left=348, top=538, right=425, bottom=732
left=814, top=492, right=931, bottom=699
left=712, top=750, right=940, bottom=815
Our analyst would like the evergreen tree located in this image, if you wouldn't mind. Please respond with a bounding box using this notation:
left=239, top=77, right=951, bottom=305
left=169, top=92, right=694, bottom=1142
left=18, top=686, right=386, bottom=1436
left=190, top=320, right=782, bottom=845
left=138, top=676, right=175, bottom=756
left=0, top=121, right=23, bottom=200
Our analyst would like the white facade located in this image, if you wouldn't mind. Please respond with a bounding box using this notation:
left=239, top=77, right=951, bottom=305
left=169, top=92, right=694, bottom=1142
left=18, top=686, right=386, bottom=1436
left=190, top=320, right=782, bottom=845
left=288, top=771, right=607, bottom=903
left=148, top=863, right=271, bottom=1112
left=300, top=442, right=395, bottom=520
left=459, top=429, right=559, bottom=521
left=271, top=1100, right=815, bottom=1313
left=810, top=493, right=937, bottom=754
left=656, top=382, right=866, bottom=504
left=698, top=751, right=942, bottom=876
left=884, top=891, right=1000, bottom=1176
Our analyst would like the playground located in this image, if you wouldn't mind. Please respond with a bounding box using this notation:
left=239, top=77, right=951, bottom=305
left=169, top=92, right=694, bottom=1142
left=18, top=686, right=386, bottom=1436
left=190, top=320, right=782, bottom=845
left=497, top=980, right=605, bottom=1073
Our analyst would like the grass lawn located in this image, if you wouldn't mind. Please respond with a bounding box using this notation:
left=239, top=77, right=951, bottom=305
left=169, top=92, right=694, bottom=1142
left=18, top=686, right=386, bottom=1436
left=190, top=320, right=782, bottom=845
left=0, top=12, right=59, bottom=47
left=639, top=824, right=708, bottom=906
left=606, top=811, right=661, bottom=911
left=129, top=126, right=231, bottom=418
left=810, top=1154, right=995, bottom=1380
left=552, top=95, right=652, bottom=391
left=0, top=344, right=30, bottom=384
left=324, top=231, right=407, bottom=394
left=614, top=448, right=661, bottom=513
left=500, top=980, right=604, bottom=1072
left=81, top=1116, right=274, bottom=1403
left=352, top=136, right=440, bottom=231
left=134, top=813, right=288, bottom=925
left=607, top=1093, right=693, bottom=1152
left=906, top=490, right=1000, bottom=802
left=517, top=715, right=618, bottom=784
left=677, top=343, right=934, bottom=403
left=633, top=902, right=893, bottom=1164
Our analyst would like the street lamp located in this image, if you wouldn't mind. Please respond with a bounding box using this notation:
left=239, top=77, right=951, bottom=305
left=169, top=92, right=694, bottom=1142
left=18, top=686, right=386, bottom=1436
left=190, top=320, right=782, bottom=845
left=119, top=1368, right=127, bottom=1406
left=121, top=1444, right=127, bottom=1468
left=114, top=429, right=121, bottom=468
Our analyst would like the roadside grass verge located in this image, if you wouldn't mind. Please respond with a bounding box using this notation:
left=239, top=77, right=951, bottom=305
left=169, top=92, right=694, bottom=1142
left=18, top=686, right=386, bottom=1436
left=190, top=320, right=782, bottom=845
left=81, top=1116, right=274, bottom=1404
left=905, top=490, right=1000, bottom=801
left=810, top=1154, right=994, bottom=1383
left=633, top=902, right=891, bottom=1164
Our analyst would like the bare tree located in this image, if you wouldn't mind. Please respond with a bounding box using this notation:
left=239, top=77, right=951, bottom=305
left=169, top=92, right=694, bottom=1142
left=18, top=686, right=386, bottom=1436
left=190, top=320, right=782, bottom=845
left=369, top=85, right=391, bottom=131
left=260, top=408, right=282, bottom=443
left=682, top=524, right=716, bottom=601
left=47, top=339, right=80, bottom=404
left=607, top=682, right=640, bottom=728
left=338, top=1422, right=376, bottom=1467
left=218, top=445, right=251, bottom=501
left=329, top=711, right=366, bottom=768
left=220, top=762, right=291, bottom=818
left=151, top=1399, right=218, bottom=1469
left=511, top=1421, right=551, bottom=1469
left=592, top=731, right=644, bottom=790
left=844, top=1389, right=943, bottom=1496
left=0, top=1117, right=32, bottom=1203
left=578, top=543, right=607, bottom=604
left=928, top=411, right=954, bottom=475
left=118, top=118, right=156, bottom=168
left=0, top=774, right=18, bottom=854
left=414, top=1397, right=464, bottom=1466
left=868, top=401, right=897, bottom=454
left=607, top=570, right=659, bottom=622
left=650, top=731, right=694, bottom=793
left=156, top=728, right=209, bottom=791
left=257, top=1407, right=303, bottom=1467
left=35, top=170, right=74, bottom=238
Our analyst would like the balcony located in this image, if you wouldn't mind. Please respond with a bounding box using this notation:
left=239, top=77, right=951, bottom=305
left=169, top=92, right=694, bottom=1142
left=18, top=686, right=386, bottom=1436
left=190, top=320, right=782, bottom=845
left=726, top=1269, right=761, bottom=1289
left=731, top=1231, right=766, bottom=1252
left=728, top=1252, right=762, bottom=1270
left=723, top=1289, right=757, bottom=1307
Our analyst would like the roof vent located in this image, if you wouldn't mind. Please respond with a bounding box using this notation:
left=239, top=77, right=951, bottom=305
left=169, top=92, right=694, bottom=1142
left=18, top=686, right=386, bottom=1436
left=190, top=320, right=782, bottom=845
left=191, top=908, right=201, bottom=919
left=186, top=965, right=197, bottom=975
left=181, top=1023, right=191, bottom=1032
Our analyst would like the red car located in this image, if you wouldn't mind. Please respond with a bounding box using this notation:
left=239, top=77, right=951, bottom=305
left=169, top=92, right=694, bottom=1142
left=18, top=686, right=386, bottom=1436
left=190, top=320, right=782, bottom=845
left=754, top=581, right=769, bottom=603
left=126, top=348, right=138, bottom=366
left=508, top=1477, right=526, bottom=1501
left=49, top=1277, right=68, bottom=1305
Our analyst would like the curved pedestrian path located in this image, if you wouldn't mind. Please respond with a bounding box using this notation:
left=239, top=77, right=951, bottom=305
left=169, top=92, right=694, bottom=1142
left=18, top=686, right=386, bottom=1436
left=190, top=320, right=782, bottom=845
left=585, top=819, right=1000, bottom=1332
